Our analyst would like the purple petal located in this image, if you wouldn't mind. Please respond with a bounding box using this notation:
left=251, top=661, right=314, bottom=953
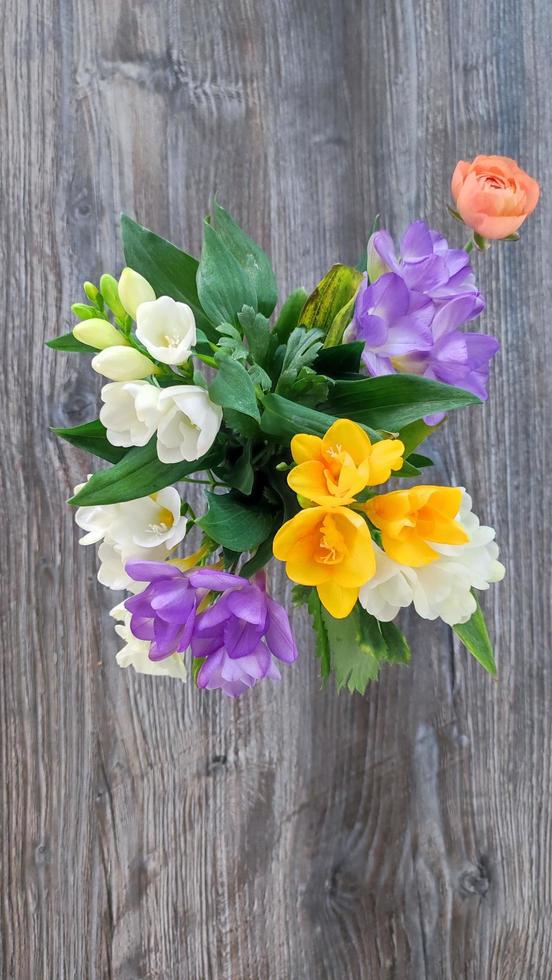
left=431, top=296, right=484, bottom=340
left=188, top=569, right=247, bottom=591
left=224, top=617, right=265, bottom=659
left=368, top=273, right=410, bottom=321
left=125, top=560, right=182, bottom=583
left=400, top=220, right=433, bottom=261
left=150, top=581, right=195, bottom=623
left=265, top=597, right=298, bottom=663
left=370, top=230, right=400, bottom=273
left=226, top=586, right=267, bottom=625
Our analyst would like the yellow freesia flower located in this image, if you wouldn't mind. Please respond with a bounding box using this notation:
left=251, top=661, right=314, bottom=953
left=364, top=485, right=469, bottom=567
left=288, top=419, right=404, bottom=508
left=273, top=504, right=375, bottom=618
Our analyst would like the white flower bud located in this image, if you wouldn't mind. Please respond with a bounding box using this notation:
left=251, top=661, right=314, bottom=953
left=118, top=268, right=156, bottom=319
left=156, top=385, right=222, bottom=463
left=136, top=296, right=196, bottom=365
left=91, top=346, right=159, bottom=381
left=73, top=318, right=129, bottom=350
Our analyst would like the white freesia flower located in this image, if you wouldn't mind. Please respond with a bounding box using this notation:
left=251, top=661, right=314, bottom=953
left=118, top=267, right=156, bottom=319
left=110, top=603, right=187, bottom=680
left=359, top=491, right=505, bottom=627
left=156, top=385, right=223, bottom=463
left=100, top=381, right=164, bottom=447
left=92, top=346, right=159, bottom=381
left=75, top=483, right=188, bottom=589
left=136, top=296, right=196, bottom=365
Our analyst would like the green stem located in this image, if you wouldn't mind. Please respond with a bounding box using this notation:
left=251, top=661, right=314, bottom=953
left=464, top=238, right=475, bottom=253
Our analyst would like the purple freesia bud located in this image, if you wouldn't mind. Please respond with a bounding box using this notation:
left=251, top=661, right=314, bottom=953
left=192, top=573, right=298, bottom=698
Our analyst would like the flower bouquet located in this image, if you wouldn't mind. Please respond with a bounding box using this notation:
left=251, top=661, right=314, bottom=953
left=49, top=156, right=539, bottom=696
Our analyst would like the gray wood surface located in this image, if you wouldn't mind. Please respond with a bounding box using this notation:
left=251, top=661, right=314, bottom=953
left=2, top=0, right=551, bottom=976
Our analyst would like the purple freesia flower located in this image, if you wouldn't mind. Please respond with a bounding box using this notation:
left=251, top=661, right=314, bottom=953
left=192, top=572, right=298, bottom=697
left=345, top=220, right=499, bottom=408
left=125, top=560, right=241, bottom=661
left=369, top=220, right=484, bottom=306
left=124, top=562, right=298, bottom=697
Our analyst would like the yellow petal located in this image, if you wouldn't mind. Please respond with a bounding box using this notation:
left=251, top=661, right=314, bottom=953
left=272, top=508, right=324, bottom=560
left=287, top=461, right=331, bottom=504
left=290, top=433, right=323, bottom=465
left=368, top=438, right=405, bottom=485
left=317, top=581, right=359, bottom=619
left=381, top=529, right=439, bottom=567
left=322, top=419, right=372, bottom=465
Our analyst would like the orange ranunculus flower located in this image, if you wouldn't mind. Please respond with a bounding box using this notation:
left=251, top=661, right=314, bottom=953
left=364, top=485, right=469, bottom=567
left=287, top=419, right=404, bottom=508
left=451, top=155, right=539, bottom=240
left=273, top=505, right=376, bottom=618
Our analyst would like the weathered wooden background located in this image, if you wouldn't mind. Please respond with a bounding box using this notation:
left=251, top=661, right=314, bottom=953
left=2, top=0, right=551, bottom=977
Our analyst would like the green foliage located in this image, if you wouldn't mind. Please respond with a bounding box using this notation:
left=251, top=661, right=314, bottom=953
left=299, top=264, right=363, bottom=338
left=275, top=326, right=329, bottom=405
left=197, top=204, right=277, bottom=327
left=308, top=591, right=331, bottom=681
left=198, top=491, right=277, bottom=551
left=453, top=596, right=497, bottom=676
left=238, top=306, right=271, bottom=366
left=324, top=374, right=481, bottom=430
left=272, top=288, right=309, bottom=344
left=209, top=202, right=277, bottom=318
left=398, top=418, right=441, bottom=455
left=315, top=341, right=364, bottom=377
left=121, top=214, right=214, bottom=337
left=52, top=419, right=127, bottom=464
left=240, top=535, right=275, bottom=578
left=214, top=444, right=255, bottom=496
left=46, top=333, right=96, bottom=353
left=208, top=353, right=261, bottom=423
left=69, top=440, right=222, bottom=506
left=260, top=393, right=381, bottom=443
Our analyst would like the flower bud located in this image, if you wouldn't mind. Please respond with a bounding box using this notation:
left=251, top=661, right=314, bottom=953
left=91, top=346, right=159, bottom=380
left=71, top=303, right=99, bottom=320
left=118, top=268, right=156, bottom=319
left=100, top=274, right=128, bottom=321
left=367, top=233, right=389, bottom=283
left=83, top=281, right=100, bottom=303
left=73, top=318, right=129, bottom=350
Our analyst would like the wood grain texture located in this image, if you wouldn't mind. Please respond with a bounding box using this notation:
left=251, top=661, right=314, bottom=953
left=1, top=0, right=551, bottom=976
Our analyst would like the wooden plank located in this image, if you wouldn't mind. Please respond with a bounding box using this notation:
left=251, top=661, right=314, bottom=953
left=1, top=0, right=551, bottom=976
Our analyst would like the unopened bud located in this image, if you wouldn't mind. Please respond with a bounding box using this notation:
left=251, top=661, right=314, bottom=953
left=91, top=345, right=159, bottom=381
left=118, top=267, right=156, bottom=319
left=99, top=273, right=127, bottom=321
left=73, top=318, right=129, bottom=351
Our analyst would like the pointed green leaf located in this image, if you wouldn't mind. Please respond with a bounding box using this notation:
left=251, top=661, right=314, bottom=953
left=378, top=621, right=412, bottom=664
left=69, top=439, right=221, bottom=506
left=197, top=221, right=258, bottom=327
left=324, top=374, right=481, bottom=430
left=308, top=591, right=331, bottom=681
left=120, top=214, right=214, bottom=337
left=46, top=332, right=96, bottom=353
left=260, top=393, right=381, bottom=443
left=208, top=354, right=260, bottom=422
left=453, top=597, right=497, bottom=676
left=52, top=419, right=127, bottom=464
left=212, top=202, right=277, bottom=317
left=272, top=288, right=309, bottom=344
left=198, top=491, right=276, bottom=551
left=322, top=605, right=380, bottom=694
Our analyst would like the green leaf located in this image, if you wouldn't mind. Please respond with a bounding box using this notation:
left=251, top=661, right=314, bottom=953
left=198, top=491, right=276, bottom=551
left=46, top=333, right=96, bottom=353
left=260, top=393, right=381, bottom=443
left=315, top=342, right=363, bottom=377
left=238, top=306, right=271, bottom=366
left=357, top=607, right=390, bottom=660
left=324, top=374, right=481, bottom=430
left=275, top=327, right=325, bottom=401
left=398, top=418, right=441, bottom=456
left=273, top=288, right=309, bottom=345
left=120, top=214, right=214, bottom=338
left=214, top=444, right=255, bottom=495
left=394, top=459, right=422, bottom=478
left=308, top=591, right=331, bottom=681
left=211, top=202, right=277, bottom=317
left=453, top=596, right=497, bottom=676
left=378, top=621, right=412, bottom=664
left=69, top=440, right=221, bottom=506
left=197, top=222, right=258, bottom=327
left=408, top=452, right=434, bottom=469
left=240, top=535, right=275, bottom=578
left=223, top=408, right=261, bottom=439
left=322, top=605, right=380, bottom=694
left=300, top=264, right=363, bottom=337
left=52, top=419, right=128, bottom=464
left=208, top=354, right=260, bottom=422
